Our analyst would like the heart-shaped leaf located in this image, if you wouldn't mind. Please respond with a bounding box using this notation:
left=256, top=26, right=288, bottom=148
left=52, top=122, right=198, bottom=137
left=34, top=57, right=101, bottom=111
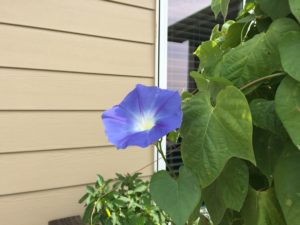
left=278, top=31, right=300, bottom=81
left=181, top=86, right=255, bottom=187
left=203, top=158, right=249, bottom=224
left=274, top=142, right=300, bottom=225
left=241, top=187, right=286, bottom=225
left=275, top=77, right=300, bottom=149
left=150, top=166, right=201, bottom=225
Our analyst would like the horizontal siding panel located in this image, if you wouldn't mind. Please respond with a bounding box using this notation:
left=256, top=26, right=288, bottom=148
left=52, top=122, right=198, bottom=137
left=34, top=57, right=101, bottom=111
left=0, top=0, right=154, bottom=43
left=0, top=112, right=109, bottom=153
left=0, top=146, right=153, bottom=195
left=0, top=176, right=151, bottom=225
left=0, top=68, right=153, bottom=110
left=0, top=185, right=85, bottom=225
left=0, top=24, right=154, bottom=77
left=108, top=0, right=155, bottom=9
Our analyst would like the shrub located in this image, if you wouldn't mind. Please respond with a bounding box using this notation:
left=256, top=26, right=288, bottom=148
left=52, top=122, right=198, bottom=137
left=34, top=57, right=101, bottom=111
left=79, top=173, right=170, bottom=225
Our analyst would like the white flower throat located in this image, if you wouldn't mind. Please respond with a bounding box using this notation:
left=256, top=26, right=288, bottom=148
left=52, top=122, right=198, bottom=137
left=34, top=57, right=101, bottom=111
left=135, top=114, right=155, bottom=132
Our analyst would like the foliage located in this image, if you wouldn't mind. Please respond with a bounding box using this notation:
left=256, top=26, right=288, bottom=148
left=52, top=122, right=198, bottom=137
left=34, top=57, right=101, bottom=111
left=149, top=0, right=300, bottom=225
left=79, top=173, right=170, bottom=225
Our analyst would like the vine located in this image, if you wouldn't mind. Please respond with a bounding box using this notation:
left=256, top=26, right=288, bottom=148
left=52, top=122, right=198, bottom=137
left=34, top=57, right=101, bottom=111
left=149, top=0, right=300, bottom=225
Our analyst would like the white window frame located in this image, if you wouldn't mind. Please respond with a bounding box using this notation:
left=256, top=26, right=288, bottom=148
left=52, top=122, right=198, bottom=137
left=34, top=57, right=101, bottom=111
left=154, top=0, right=168, bottom=172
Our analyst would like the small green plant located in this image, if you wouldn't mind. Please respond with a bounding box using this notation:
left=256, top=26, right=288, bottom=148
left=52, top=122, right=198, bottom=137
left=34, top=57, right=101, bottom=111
left=79, top=173, right=170, bottom=225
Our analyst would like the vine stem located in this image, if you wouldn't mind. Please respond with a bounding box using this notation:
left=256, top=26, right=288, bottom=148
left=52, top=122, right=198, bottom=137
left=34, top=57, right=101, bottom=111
left=240, top=72, right=286, bottom=91
left=155, top=140, right=176, bottom=177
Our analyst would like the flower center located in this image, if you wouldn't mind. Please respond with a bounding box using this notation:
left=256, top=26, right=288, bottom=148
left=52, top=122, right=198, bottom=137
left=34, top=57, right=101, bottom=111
left=135, top=115, right=155, bottom=132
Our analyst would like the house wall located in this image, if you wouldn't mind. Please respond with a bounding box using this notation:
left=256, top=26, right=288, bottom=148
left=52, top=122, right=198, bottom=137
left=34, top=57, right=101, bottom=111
left=0, top=0, right=156, bottom=224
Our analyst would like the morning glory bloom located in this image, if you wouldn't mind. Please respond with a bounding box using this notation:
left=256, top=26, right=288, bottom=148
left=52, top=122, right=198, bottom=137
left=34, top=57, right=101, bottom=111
left=102, top=84, right=182, bottom=149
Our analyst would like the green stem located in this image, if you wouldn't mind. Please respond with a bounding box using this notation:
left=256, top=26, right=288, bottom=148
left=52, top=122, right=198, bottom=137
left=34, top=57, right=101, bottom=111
left=240, top=72, right=286, bottom=91
left=155, top=140, right=176, bottom=177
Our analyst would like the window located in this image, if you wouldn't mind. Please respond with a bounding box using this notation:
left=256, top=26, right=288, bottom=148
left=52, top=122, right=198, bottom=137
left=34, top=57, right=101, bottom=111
left=156, top=0, right=243, bottom=173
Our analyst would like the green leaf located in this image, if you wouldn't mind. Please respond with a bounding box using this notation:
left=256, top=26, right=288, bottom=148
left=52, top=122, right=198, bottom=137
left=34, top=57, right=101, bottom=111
left=82, top=204, right=94, bottom=224
left=250, top=99, right=285, bottom=135
left=211, top=0, right=231, bottom=18
left=150, top=166, right=201, bottom=225
left=203, top=159, right=249, bottom=224
left=210, top=20, right=234, bottom=41
left=78, top=193, right=89, bottom=204
left=181, top=86, right=255, bottom=187
left=289, top=0, right=300, bottom=23
left=237, top=2, right=255, bottom=20
left=212, top=18, right=299, bottom=87
left=241, top=187, right=286, bottom=225
left=128, top=214, right=145, bottom=225
left=167, top=130, right=180, bottom=143
left=265, top=18, right=299, bottom=51
left=194, top=40, right=223, bottom=75
left=274, top=142, right=300, bottom=225
left=190, top=72, right=232, bottom=100
left=253, top=128, right=285, bottom=184
left=222, top=22, right=245, bottom=49
left=278, top=31, right=300, bottom=81
left=216, top=33, right=276, bottom=86
left=97, top=175, right=104, bottom=187
left=257, top=0, right=290, bottom=19
left=275, top=77, right=300, bottom=149
left=86, top=185, right=95, bottom=194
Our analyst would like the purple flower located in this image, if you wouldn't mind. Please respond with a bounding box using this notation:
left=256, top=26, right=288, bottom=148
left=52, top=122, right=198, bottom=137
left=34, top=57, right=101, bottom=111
left=102, top=84, right=182, bottom=149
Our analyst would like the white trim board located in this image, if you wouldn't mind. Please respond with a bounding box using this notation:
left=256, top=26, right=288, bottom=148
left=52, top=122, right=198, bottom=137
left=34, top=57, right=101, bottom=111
left=154, top=0, right=168, bottom=172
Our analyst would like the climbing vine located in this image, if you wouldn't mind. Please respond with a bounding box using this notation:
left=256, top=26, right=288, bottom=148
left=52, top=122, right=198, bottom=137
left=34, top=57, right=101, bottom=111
left=150, top=0, right=300, bottom=224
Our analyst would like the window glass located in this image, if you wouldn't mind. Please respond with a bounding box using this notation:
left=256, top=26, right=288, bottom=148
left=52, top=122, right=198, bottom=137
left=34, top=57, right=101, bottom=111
left=166, top=0, right=242, bottom=173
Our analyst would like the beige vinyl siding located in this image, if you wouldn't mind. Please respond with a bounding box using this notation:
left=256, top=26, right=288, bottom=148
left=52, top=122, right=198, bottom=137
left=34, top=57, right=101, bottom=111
left=0, top=112, right=109, bottom=153
left=0, top=146, right=153, bottom=195
left=0, top=68, right=152, bottom=110
left=0, top=25, right=154, bottom=77
left=108, top=0, right=155, bottom=9
left=0, top=185, right=88, bottom=225
left=0, top=0, right=156, bottom=224
left=0, top=0, right=155, bottom=43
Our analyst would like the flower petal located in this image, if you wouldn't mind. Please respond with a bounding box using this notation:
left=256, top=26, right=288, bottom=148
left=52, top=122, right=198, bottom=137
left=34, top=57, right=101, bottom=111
left=102, top=84, right=183, bottom=149
left=102, top=106, right=135, bottom=147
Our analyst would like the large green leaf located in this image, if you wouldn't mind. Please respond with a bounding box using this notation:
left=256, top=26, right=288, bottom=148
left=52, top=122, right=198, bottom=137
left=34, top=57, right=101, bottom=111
left=253, top=128, right=285, bottom=184
left=265, top=18, right=299, bottom=51
left=241, top=187, right=287, bottom=225
left=181, top=86, right=255, bottom=187
left=289, top=0, right=300, bottom=23
left=278, top=31, right=300, bottom=81
left=203, top=159, right=249, bottom=224
left=211, top=18, right=299, bottom=87
left=257, top=0, right=290, bottom=19
left=150, top=166, right=201, bottom=225
left=275, top=77, right=300, bottom=149
left=211, top=0, right=231, bottom=18
left=250, top=99, right=285, bottom=135
left=216, top=33, right=276, bottom=86
left=274, top=143, right=300, bottom=225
